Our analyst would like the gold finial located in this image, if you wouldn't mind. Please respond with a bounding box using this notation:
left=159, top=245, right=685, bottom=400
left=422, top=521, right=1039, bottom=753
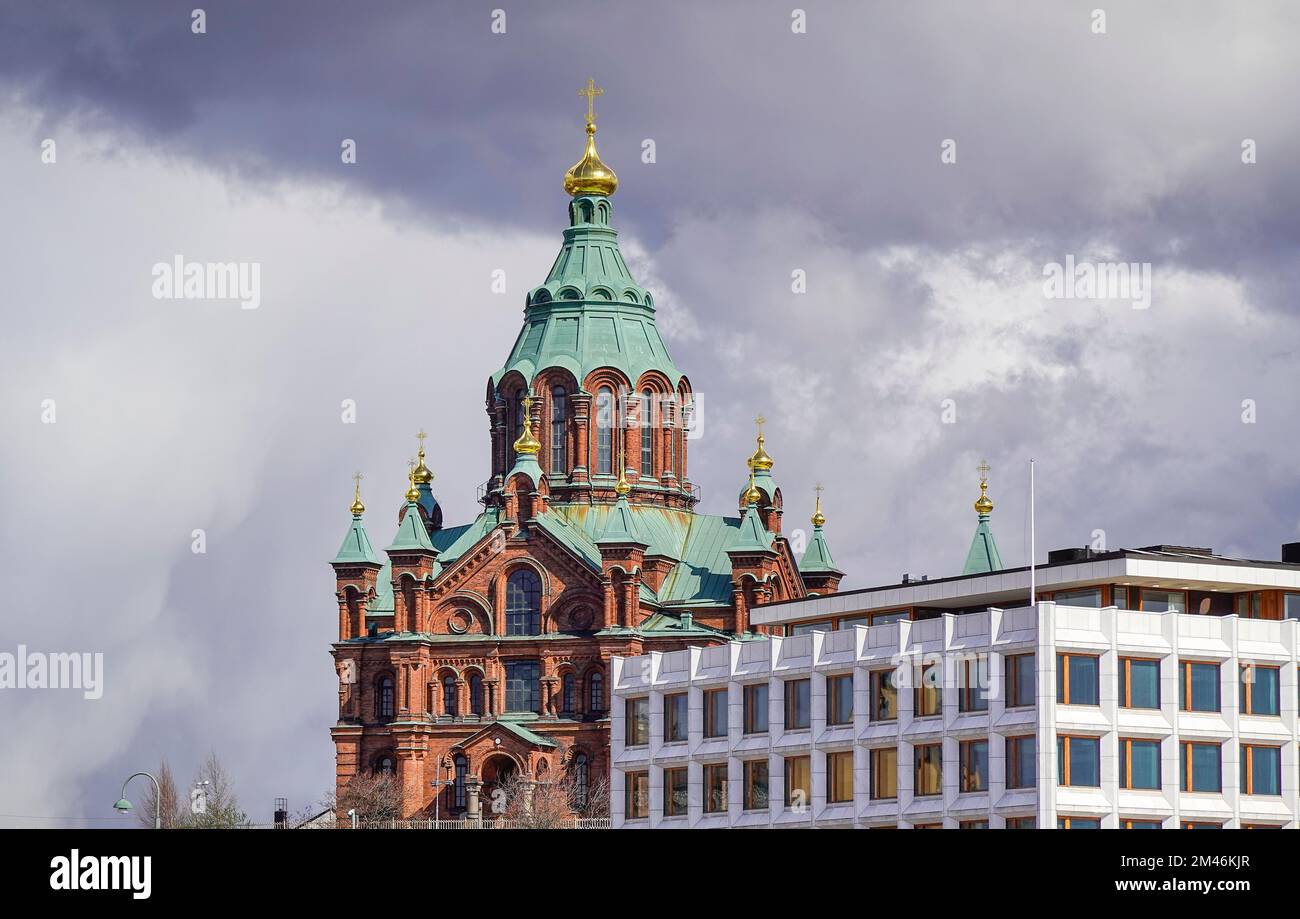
left=564, top=78, right=618, bottom=197
left=405, top=459, right=420, bottom=503
left=747, top=414, right=774, bottom=472
left=974, top=459, right=994, bottom=516
left=512, top=393, right=541, bottom=456
left=811, top=483, right=826, bottom=527
left=413, top=429, right=434, bottom=484
left=350, top=471, right=366, bottom=517
left=744, top=467, right=763, bottom=506
left=615, top=443, right=631, bottom=496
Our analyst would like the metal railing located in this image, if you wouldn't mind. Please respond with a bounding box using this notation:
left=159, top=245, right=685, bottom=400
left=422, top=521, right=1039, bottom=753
left=290, top=816, right=611, bottom=830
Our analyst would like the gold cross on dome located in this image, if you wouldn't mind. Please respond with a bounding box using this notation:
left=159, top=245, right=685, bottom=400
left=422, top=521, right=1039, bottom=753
left=353, top=471, right=363, bottom=490
left=416, top=429, right=428, bottom=452
left=977, top=459, right=991, bottom=483
left=815, top=482, right=824, bottom=499
left=755, top=414, right=766, bottom=436
left=578, top=77, right=604, bottom=124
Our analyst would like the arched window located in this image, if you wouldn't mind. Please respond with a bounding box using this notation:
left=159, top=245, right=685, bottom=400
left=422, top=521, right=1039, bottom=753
left=377, top=755, right=394, bottom=775
left=550, top=386, right=567, bottom=473
left=640, top=389, right=654, bottom=477
left=442, top=674, right=458, bottom=717
left=572, top=752, right=589, bottom=809
left=506, top=568, right=542, bottom=636
left=596, top=387, right=613, bottom=475
left=469, top=673, right=484, bottom=716
left=588, top=670, right=605, bottom=712
left=453, top=754, right=467, bottom=810
left=664, top=397, right=675, bottom=478
left=378, top=676, right=394, bottom=721
left=562, top=673, right=576, bottom=714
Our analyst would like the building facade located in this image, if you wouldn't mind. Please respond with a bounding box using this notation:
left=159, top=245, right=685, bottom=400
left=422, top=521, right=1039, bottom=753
left=328, top=85, right=840, bottom=820
left=611, top=546, right=1300, bottom=827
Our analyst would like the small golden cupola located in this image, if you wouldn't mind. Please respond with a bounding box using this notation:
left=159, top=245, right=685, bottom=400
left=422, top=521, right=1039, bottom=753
left=349, top=471, right=366, bottom=517
left=811, top=483, right=826, bottom=528
left=974, top=459, right=994, bottom=517
left=563, top=78, right=619, bottom=197
left=513, top=394, right=542, bottom=456
left=405, top=460, right=421, bottom=503
left=747, top=414, right=774, bottom=472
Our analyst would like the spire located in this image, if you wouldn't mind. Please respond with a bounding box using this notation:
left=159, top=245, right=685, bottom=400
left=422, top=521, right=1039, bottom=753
left=615, top=443, right=631, bottom=495
left=962, top=459, right=1004, bottom=574
left=333, top=473, right=380, bottom=565
left=513, top=393, right=541, bottom=456
left=412, top=429, right=434, bottom=484
left=563, top=78, right=618, bottom=197
left=800, top=483, right=840, bottom=575
left=388, top=466, right=435, bottom=553
left=350, top=471, right=366, bottom=517
left=747, top=415, right=774, bottom=473
left=599, top=444, right=645, bottom=545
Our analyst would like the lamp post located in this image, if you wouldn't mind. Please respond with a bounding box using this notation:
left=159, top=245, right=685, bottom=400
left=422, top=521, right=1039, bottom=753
left=114, top=772, right=162, bottom=829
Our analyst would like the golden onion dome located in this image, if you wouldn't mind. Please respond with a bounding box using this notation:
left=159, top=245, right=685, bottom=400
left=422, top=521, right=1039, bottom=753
left=744, top=469, right=763, bottom=506
left=974, top=460, right=994, bottom=516
left=564, top=79, right=618, bottom=197
left=350, top=472, right=366, bottom=517
left=405, top=462, right=420, bottom=503
left=811, top=485, right=826, bottom=528
left=747, top=415, right=774, bottom=472
left=412, top=429, right=434, bottom=484
left=513, top=394, right=541, bottom=456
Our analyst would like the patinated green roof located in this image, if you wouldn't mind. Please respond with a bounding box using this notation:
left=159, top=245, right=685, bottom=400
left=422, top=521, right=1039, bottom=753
left=799, top=524, right=840, bottom=574
left=386, top=501, right=435, bottom=552
left=368, top=512, right=501, bottom=614
left=492, top=197, right=685, bottom=391
left=963, top=516, right=1004, bottom=574
left=729, top=504, right=775, bottom=555
left=332, top=515, right=380, bottom=566
left=596, top=494, right=646, bottom=546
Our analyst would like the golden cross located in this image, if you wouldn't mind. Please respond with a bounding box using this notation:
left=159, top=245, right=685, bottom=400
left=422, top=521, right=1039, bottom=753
left=977, top=459, right=991, bottom=483
left=353, top=471, right=363, bottom=491
left=578, top=77, right=603, bottom=124
left=815, top=482, right=824, bottom=499
left=407, top=458, right=417, bottom=481
left=416, top=429, right=428, bottom=453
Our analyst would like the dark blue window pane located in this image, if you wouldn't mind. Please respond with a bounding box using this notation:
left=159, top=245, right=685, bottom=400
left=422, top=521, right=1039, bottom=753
left=1124, top=660, right=1160, bottom=709
left=1244, top=746, right=1281, bottom=796
left=1243, top=666, right=1280, bottom=716
left=505, top=569, right=542, bottom=635
left=1182, top=663, right=1220, bottom=712
left=1127, top=741, right=1160, bottom=789
left=505, top=660, right=540, bottom=712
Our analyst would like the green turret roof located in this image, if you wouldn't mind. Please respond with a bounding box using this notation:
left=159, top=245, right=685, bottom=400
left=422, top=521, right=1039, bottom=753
left=492, top=196, right=685, bottom=391
left=597, top=493, right=647, bottom=546
left=332, top=514, right=380, bottom=566
left=962, top=516, right=1004, bottom=574
left=799, top=524, right=840, bottom=574
left=386, top=501, right=435, bottom=553
left=729, top=503, right=775, bottom=554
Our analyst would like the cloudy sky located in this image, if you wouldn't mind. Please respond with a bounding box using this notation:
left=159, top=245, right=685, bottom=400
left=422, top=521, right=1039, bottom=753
left=1, top=1, right=1297, bottom=826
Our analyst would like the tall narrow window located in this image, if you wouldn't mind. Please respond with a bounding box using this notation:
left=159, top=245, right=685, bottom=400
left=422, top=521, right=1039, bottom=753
left=871, top=670, right=898, bottom=721
left=704, top=763, right=728, bottom=813
left=664, top=398, right=675, bottom=478
left=664, top=767, right=688, bottom=817
left=960, top=740, right=988, bottom=792
left=744, top=760, right=769, bottom=810
left=958, top=655, right=989, bottom=712
left=1004, top=653, right=1035, bottom=708
left=704, top=688, right=728, bottom=737
left=378, top=676, right=394, bottom=720
left=505, top=568, right=542, bottom=636
left=561, top=673, right=576, bottom=714
left=640, top=389, right=654, bottom=477
left=453, top=754, right=467, bottom=810
left=664, top=692, right=688, bottom=742
left=572, top=753, right=589, bottom=809
left=784, top=755, right=811, bottom=808
left=785, top=679, right=811, bottom=730
left=743, top=683, right=769, bottom=734
left=625, top=697, right=649, bottom=746
left=588, top=670, right=605, bottom=712
left=1057, top=653, right=1100, bottom=705
left=1006, top=736, right=1036, bottom=789
left=914, top=660, right=941, bottom=716
left=469, top=673, right=484, bottom=716
left=870, top=747, right=898, bottom=799
left=828, top=674, right=854, bottom=725
left=505, top=661, right=541, bottom=713
left=914, top=744, right=942, bottom=796
left=827, top=751, right=854, bottom=803
left=442, top=674, right=457, bottom=717
left=625, top=771, right=649, bottom=819
left=549, top=386, right=567, bottom=473
left=596, top=387, right=614, bottom=475
left=1179, top=660, right=1220, bottom=712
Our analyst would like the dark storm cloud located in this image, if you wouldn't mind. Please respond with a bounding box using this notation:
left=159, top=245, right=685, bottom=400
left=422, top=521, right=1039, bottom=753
left=3, top=0, right=1299, bottom=291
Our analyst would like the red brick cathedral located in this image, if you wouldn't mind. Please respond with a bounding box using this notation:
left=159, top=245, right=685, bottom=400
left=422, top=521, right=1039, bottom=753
left=329, top=84, right=844, bottom=819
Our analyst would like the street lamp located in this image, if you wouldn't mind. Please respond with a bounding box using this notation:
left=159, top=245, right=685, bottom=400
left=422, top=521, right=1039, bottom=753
left=114, top=772, right=162, bottom=829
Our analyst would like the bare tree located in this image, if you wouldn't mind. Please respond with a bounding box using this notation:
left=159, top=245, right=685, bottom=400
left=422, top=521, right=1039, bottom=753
left=137, top=759, right=185, bottom=829
left=183, top=751, right=250, bottom=828
left=493, top=767, right=610, bottom=827
left=335, top=770, right=404, bottom=825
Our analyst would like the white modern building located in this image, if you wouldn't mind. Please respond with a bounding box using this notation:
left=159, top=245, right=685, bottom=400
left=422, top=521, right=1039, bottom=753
left=610, top=547, right=1300, bottom=828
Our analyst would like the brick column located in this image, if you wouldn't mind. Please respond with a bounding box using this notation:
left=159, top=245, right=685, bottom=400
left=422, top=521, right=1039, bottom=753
left=571, top=393, right=591, bottom=484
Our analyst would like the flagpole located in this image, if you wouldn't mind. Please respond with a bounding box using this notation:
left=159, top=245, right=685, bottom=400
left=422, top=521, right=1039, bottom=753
left=1029, top=458, right=1036, bottom=607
